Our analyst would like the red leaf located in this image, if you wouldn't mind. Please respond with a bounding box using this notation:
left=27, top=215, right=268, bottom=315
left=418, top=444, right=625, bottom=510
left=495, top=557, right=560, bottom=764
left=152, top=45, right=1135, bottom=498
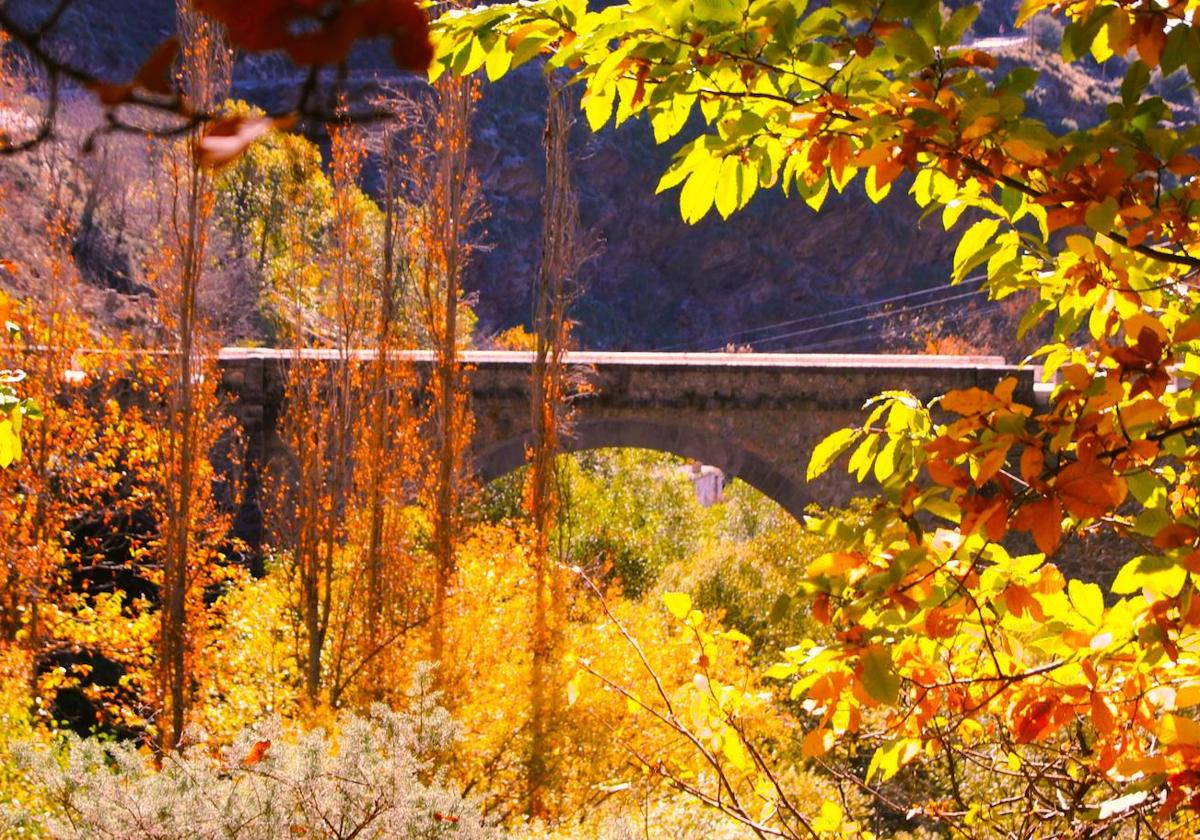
left=1014, top=697, right=1055, bottom=743
left=134, top=38, right=179, bottom=96
left=88, top=81, right=134, bottom=107
left=853, top=35, right=875, bottom=58
left=1153, top=524, right=1198, bottom=550
left=193, top=0, right=432, bottom=72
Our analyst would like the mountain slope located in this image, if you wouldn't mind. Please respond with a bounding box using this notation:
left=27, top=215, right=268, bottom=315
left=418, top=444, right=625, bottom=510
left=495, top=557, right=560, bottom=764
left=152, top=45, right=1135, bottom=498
left=1, top=0, right=1157, bottom=351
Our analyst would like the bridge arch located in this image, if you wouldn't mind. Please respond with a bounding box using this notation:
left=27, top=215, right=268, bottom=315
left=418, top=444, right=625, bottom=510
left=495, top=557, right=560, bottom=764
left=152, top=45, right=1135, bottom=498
left=473, top=417, right=816, bottom=521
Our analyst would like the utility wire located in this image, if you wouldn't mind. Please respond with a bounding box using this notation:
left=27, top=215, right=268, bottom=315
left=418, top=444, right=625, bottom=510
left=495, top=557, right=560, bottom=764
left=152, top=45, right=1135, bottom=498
left=780, top=302, right=1008, bottom=354
left=659, top=273, right=987, bottom=352
left=739, top=288, right=989, bottom=350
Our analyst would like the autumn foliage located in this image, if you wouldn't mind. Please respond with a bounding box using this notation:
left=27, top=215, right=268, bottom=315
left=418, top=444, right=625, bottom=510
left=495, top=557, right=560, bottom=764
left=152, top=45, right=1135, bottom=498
left=431, top=0, right=1200, bottom=834
left=9, top=0, right=1200, bottom=837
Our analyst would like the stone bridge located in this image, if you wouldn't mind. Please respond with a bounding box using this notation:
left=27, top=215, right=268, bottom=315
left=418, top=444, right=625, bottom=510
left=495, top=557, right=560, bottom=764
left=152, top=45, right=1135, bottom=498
left=218, top=349, right=1033, bottom=522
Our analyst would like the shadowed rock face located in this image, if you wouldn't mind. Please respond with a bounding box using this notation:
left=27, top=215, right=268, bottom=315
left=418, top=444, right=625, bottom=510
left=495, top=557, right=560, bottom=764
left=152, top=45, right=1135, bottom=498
left=467, top=65, right=959, bottom=350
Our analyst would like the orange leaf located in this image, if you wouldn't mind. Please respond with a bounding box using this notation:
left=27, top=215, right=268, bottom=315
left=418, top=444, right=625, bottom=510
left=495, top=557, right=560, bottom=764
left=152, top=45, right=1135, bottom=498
left=811, top=592, right=831, bottom=625
left=1167, top=154, right=1200, bottom=177
left=984, top=500, right=1008, bottom=542
left=1055, top=461, right=1122, bottom=520
left=926, top=458, right=969, bottom=489
left=1092, top=693, right=1116, bottom=736
left=829, top=135, right=852, bottom=183
left=871, top=155, right=904, bottom=192
left=808, top=551, right=863, bottom=578
left=961, top=116, right=997, bottom=142
left=1159, top=713, right=1200, bottom=746
left=1013, top=497, right=1062, bottom=556
left=1003, top=584, right=1043, bottom=621
left=1046, top=205, right=1084, bottom=232
left=802, top=727, right=835, bottom=757
left=1033, top=563, right=1065, bottom=594
left=974, top=446, right=1008, bottom=487
left=940, top=388, right=995, bottom=416
left=924, top=607, right=959, bottom=639
left=958, top=48, right=997, bottom=69
left=1020, top=445, right=1045, bottom=485
left=1134, top=19, right=1166, bottom=68
left=243, top=739, right=271, bottom=766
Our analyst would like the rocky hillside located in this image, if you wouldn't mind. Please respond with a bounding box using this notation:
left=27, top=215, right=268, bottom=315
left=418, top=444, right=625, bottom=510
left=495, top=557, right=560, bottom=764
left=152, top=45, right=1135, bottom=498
left=1, top=0, right=1175, bottom=352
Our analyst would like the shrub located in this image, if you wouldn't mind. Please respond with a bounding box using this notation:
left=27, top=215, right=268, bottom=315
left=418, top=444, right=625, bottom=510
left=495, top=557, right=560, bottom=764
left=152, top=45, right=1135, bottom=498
left=7, top=680, right=498, bottom=840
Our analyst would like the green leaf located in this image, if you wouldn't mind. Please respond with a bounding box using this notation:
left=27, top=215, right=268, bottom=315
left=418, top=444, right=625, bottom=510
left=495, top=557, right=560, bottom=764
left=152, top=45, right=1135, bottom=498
left=1160, top=24, right=1190, bottom=77
left=942, top=6, right=979, bottom=46
left=808, top=428, right=862, bottom=481
left=1085, top=197, right=1118, bottom=234
left=769, top=592, right=791, bottom=623
left=663, top=591, right=692, bottom=620
left=694, top=0, right=742, bottom=24
left=1121, top=61, right=1151, bottom=108
left=859, top=645, right=900, bottom=705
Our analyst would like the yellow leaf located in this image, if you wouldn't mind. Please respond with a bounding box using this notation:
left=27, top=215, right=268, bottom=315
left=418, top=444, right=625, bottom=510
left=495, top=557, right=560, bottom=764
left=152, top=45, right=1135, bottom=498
left=680, top=157, right=720, bottom=224
left=866, top=737, right=921, bottom=782
left=0, top=418, right=18, bottom=468
left=1067, top=579, right=1104, bottom=626
left=722, top=733, right=750, bottom=770
left=1159, top=713, right=1200, bottom=746
left=1175, top=682, right=1200, bottom=709
left=813, top=800, right=844, bottom=833
left=1003, top=138, right=1047, bottom=165
left=663, top=591, right=692, bottom=620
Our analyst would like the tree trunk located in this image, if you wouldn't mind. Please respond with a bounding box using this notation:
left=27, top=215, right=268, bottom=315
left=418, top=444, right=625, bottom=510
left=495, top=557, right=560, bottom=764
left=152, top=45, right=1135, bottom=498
left=527, top=77, right=582, bottom=819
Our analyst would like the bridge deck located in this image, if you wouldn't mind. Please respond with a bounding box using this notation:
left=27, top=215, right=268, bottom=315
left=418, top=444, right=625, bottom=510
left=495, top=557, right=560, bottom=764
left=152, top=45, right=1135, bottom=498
left=218, top=348, right=1013, bottom=370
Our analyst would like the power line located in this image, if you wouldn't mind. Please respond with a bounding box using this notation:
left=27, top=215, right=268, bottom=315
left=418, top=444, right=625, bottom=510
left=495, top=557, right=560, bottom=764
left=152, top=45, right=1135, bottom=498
left=741, top=288, right=989, bottom=350
left=779, top=302, right=1008, bottom=354
left=659, top=274, right=987, bottom=352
